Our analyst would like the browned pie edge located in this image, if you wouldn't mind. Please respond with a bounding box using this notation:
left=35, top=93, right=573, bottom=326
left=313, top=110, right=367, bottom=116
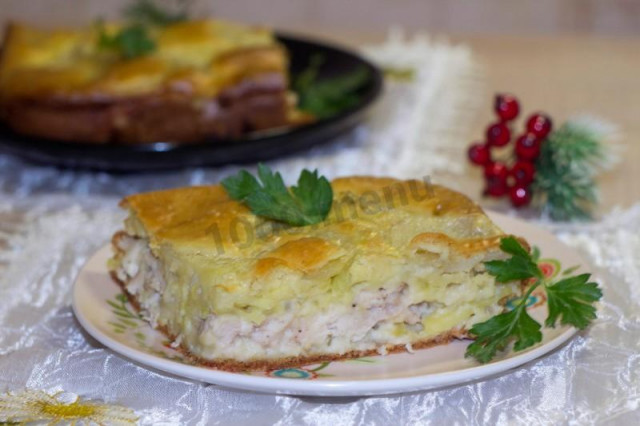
left=1, top=86, right=294, bottom=144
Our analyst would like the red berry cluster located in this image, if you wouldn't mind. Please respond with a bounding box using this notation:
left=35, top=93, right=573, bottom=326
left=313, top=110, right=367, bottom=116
left=467, top=94, right=552, bottom=208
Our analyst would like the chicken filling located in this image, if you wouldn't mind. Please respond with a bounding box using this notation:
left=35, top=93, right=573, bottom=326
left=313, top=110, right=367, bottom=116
left=112, top=234, right=515, bottom=361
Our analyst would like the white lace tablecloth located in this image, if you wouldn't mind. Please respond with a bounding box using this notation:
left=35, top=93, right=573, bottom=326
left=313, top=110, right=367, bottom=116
left=1, top=33, right=639, bottom=425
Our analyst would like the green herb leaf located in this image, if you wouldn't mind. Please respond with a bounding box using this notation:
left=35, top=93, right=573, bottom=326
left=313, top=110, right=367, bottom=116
left=290, top=169, right=334, bottom=223
left=222, top=164, right=333, bottom=226
left=466, top=236, right=602, bottom=363
left=382, top=66, right=416, bottom=82
left=124, top=0, right=188, bottom=26
left=531, top=246, right=541, bottom=262
left=295, top=54, right=324, bottom=94
left=294, top=54, right=370, bottom=119
left=221, top=170, right=262, bottom=200
left=98, top=23, right=156, bottom=59
left=466, top=301, right=543, bottom=363
left=500, top=236, right=531, bottom=258
left=484, top=237, right=542, bottom=283
left=545, top=273, right=602, bottom=329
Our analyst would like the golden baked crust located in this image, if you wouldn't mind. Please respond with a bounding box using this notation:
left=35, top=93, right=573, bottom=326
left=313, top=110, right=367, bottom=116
left=0, top=20, right=285, bottom=100
left=121, top=176, right=503, bottom=258
left=0, top=20, right=304, bottom=143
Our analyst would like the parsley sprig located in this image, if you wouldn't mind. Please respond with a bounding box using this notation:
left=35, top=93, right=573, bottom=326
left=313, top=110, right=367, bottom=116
left=124, top=0, right=188, bottom=26
left=98, top=23, right=156, bottom=60
left=294, top=54, right=370, bottom=119
left=466, top=236, right=602, bottom=363
left=222, top=164, right=333, bottom=226
left=96, top=0, right=189, bottom=60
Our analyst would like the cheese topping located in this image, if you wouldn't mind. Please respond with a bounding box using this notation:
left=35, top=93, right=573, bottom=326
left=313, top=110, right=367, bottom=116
left=0, top=20, right=286, bottom=100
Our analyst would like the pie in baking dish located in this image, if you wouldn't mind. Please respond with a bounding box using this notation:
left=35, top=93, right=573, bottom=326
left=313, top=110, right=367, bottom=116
left=109, top=177, right=523, bottom=370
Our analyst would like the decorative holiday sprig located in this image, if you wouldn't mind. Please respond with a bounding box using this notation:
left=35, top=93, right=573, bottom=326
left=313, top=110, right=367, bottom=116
left=532, top=121, right=608, bottom=221
left=222, top=164, right=333, bottom=226
left=467, top=94, right=612, bottom=221
left=465, top=236, right=602, bottom=363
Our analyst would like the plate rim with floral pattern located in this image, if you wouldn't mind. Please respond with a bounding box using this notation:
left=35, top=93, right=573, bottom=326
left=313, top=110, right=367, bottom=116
left=72, top=211, right=586, bottom=397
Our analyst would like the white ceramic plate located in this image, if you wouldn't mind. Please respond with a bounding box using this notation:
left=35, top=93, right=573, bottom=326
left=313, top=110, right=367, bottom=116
left=73, top=212, right=587, bottom=397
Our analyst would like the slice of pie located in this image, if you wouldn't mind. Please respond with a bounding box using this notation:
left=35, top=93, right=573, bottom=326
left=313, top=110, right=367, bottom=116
left=109, top=177, right=523, bottom=371
left=0, top=20, right=307, bottom=144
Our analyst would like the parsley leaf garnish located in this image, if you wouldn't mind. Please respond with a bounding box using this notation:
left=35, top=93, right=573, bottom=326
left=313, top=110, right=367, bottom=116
left=465, top=236, right=602, bottom=363
left=484, top=237, right=543, bottom=283
left=545, top=273, right=602, bottom=329
left=96, top=1, right=189, bottom=60
left=294, top=54, right=370, bottom=119
left=222, top=164, right=333, bottom=226
left=466, top=297, right=542, bottom=363
left=124, top=0, right=188, bottom=26
left=98, top=23, right=156, bottom=60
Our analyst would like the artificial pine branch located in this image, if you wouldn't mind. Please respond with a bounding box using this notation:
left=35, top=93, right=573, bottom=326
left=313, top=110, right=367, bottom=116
left=533, top=119, right=611, bottom=221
